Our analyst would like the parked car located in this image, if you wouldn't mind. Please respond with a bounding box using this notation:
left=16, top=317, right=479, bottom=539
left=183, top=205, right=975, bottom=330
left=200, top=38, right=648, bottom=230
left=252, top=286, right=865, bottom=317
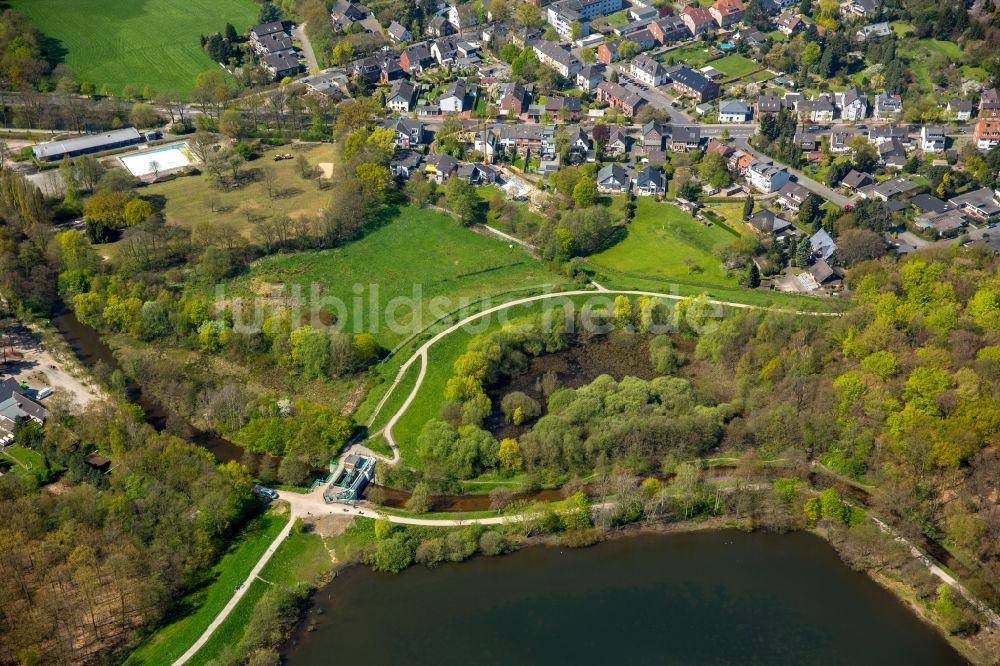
left=253, top=485, right=279, bottom=500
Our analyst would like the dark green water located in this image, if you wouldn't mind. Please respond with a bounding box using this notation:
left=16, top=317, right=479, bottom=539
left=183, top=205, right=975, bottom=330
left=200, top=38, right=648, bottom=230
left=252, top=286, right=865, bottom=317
left=283, top=530, right=967, bottom=666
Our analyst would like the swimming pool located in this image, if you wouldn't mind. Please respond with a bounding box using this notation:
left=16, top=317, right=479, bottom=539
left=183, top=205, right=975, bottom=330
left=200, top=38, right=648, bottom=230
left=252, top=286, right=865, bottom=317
left=119, top=142, right=195, bottom=176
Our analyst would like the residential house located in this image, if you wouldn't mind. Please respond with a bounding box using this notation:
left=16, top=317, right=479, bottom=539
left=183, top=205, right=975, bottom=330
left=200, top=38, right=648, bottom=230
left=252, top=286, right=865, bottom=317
left=801, top=95, right=835, bottom=123
left=597, top=163, right=631, bottom=193
left=809, top=228, right=837, bottom=260
left=493, top=124, right=557, bottom=157
left=777, top=181, right=811, bottom=210
left=400, top=43, right=434, bottom=72
left=649, top=16, right=689, bottom=44
left=774, top=12, right=803, bottom=36
left=426, top=15, right=454, bottom=37
left=739, top=29, right=769, bottom=48
left=606, top=126, right=631, bottom=156
left=749, top=209, right=792, bottom=235
left=841, top=169, right=874, bottom=191
left=911, top=194, right=965, bottom=237
left=389, top=150, right=423, bottom=178
left=545, top=95, right=581, bottom=120
left=498, top=83, right=530, bottom=115
left=533, top=40, right=581, bottom=78
left=719, top=100, right=752, bottom=123
left=873, top=92, right=902, bottom=120
left=627, top=29, right=658, bottom=52
left=756, top=92, right=783, bottom=115
left=855, top=21, right=891, bottom=40
left=681, top=6, right=716, bottom=36
left=379, top=118, right=427, bottom=148
left=576, top=64, right=606, bottom=92
left=836, top=85, right=866, bottom=121
left=439, top=79, right=476, bottom=113
left=457, top=162, right=498, bottom=184
left=249, top=21, right=285, bottom=44
left=878, top=138, right=907, bottom=168
left=975, top=119, right=1000, bottom=150
left=949, top=187, right=1000, bottom=222
left=746, top=159, right=790, bottom=193
left=947, top=99, right=973, bottom=121
left=567, top=126, right=592, bottom=154
left=920, top=126, right=946, bottom=153
left=670, top=125, right=702, bottom=151
left=846, top=0, right=879, bottom=18
left=547, top=0, right=624, bottom=39
left=330, top=0, right=373, bottom=30
left=595, top=80, right=646, bottom=116
left=431, top=37, right=458, bottom=65
left=448, top=2, right=479, bottom=30
left=597, top=41, right=619, bottom=64
left=262, top=52, right=301, bottom=80
left=869, top=124, right=909, bottom=145
left=387, top=20, right=413, bottom=43
left=252, top=30, right=294, bottom=57
left=300, top=69, right=351, bottom=100
left=866, top=177, right=920, bottom=201
left=979, top=88, right=1000, bottom=119
left=630, top=54, right=668, bottom=86
left=424, top=153, right=460, bottom=183
left=710, top=0, right=744, bottom=28
left=634, top=166, right=665, bottom=195
left=706, top=138, right=735, bottom=160
left=641, top=121, right=670, bottom=150
left=385, top=80, right=417, bottom=113
left=829, top=128, right=861, bottom=153
left=670, top=67, right=720, bottom=102
left=0, top=391, right=48, bottom=446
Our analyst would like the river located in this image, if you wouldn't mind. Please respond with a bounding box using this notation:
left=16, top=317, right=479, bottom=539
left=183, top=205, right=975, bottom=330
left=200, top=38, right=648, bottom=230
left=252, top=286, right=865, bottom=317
left=51, top=311, right=247, bottom=463
left=283, top=530, right=967, bottom=666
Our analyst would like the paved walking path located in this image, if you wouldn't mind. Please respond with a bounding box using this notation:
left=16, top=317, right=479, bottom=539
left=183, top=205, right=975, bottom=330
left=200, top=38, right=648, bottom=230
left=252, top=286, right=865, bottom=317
left=366, top=288, right=842, bottom=464
left=171, top=515, right=296, bottom=666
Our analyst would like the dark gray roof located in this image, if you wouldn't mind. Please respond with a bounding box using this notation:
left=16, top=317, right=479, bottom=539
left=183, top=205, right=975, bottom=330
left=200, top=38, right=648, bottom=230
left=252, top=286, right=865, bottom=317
left=33, top=128, right=143, bottom=160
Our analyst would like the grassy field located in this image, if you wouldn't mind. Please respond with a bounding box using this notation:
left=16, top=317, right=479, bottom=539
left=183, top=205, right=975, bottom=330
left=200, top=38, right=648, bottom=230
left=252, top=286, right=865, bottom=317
left=140, top=144, right=336, bottom=238
left=124, top=509, right=289, bottom=666
left=225, top=206, right=565, bottom=348
left=590, top=199, right=740, bottom=285
left=10, top=0, right=258, bottom=97
left=711, top=54, right=760, bottom=79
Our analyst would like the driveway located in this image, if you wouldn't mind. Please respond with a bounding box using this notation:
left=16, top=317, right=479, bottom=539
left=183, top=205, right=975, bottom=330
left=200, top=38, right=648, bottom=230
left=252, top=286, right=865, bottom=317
left=734, top=139, right=851, bottom=207
left=291, top=23, right=319, bottom=73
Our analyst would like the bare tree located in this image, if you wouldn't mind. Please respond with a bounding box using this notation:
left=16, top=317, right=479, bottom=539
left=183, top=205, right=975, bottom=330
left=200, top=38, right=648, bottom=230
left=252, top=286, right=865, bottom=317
left=261, top=165, right=277, bottom=199
left=489, top=487, right=514, bottom=513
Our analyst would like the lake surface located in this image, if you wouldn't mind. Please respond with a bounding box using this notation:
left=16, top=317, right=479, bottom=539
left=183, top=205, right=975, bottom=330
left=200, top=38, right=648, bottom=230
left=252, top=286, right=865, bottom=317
left=283, top=530, right=967, bottom=666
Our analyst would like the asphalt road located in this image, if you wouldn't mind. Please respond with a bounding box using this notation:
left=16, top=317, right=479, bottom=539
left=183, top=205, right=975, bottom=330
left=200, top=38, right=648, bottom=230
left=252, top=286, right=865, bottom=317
left=734, top=138, right=851, bottom=207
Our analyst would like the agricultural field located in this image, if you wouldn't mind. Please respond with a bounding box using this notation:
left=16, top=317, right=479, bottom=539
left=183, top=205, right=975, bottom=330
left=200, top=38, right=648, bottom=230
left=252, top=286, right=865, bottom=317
left=9, top=0, right=258, bottom=97
left=224, top=206, right=567, bottom=348
left=138, top=143, right=336, bottom=238
left=589, top=198, right=741, bottom=286
left=711, top=54, right=760, bottom=80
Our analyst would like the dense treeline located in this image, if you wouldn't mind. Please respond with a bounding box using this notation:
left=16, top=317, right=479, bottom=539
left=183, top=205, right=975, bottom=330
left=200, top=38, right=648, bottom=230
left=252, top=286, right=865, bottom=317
left=0, top=400, right=255, bottom=664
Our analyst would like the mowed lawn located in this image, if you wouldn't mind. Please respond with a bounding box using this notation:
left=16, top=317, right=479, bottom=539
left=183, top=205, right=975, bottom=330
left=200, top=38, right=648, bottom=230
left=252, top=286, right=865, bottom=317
left=227, top=207, right=565, bottom=347
left=590, top=199, right=739, bottom=285
left=711, top=54, right=760, bottom=79
left=10, top=0, right=258, bottom=97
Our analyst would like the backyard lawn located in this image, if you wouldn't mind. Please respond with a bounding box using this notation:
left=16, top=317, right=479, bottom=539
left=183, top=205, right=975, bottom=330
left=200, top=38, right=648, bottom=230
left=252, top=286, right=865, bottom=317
left=711, top=54, right=760, bottom=79
left=590, top=199, right=740, bottom=286
left=225, top=206, right=566, bottom=348
left=10, top=0, right=258, bottom=97
left=661, top=43, right=717, bottom=68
